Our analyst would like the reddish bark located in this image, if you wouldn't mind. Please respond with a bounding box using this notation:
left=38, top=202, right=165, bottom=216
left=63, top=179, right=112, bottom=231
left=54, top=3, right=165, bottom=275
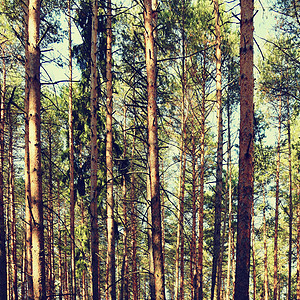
left=90, top=0, right=99, bottom=298
left=234, top=0, right=254, bottom=297
left=144, top=0, right=165, bottom=298
left=106, top=0, right=116, bottom=298
left=0, top=49, right=7, bottom=300
left=28, top=0, right=46, bottom=297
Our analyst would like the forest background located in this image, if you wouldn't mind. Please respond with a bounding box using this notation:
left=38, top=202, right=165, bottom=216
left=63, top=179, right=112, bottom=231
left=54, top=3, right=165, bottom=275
left=0, top=0, right=299, bottom=298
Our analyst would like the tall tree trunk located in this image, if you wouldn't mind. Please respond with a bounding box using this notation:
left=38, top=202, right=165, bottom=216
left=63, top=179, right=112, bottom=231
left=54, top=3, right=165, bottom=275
left=90, top=0, right=99, bottom=298
left=212, top=0, right=223, bottom=298
left=297, top=186, right=300, bottom=300
left=119, top=107, right=129, bottom=300
left=8, top=106, right=18, bottom=300
left=57, top=180, right=63, bottom=300
left=0, top=50, right=7, bottom=300
left=190, top=111, right=197, bottom=300
left=175, top=16, right=187, bottom=298
left=196, top=46, right=206, bottom=300
left=63, top=214, right=69, bottom=300
left=234, top=0, right=254, bottom=297
left=23, top=1, right=34, bottom=297
left=147, top=171, right=155, bottom=300
left=144, top=0, right=165, bottom=298
left=274, top=90, right=281, bottom=300
left=287, top=93, right=293, bottom=300
left=28, top=0, right=45, bottom=297
left=262, top=182, right=268, bottom=300
left=130, top=133, right=138, bottom=300
left=251, top=203, right=256, bottom=300
left=47, top=125, right=55, bottom=299
left=225, top=83, right=233, bottom=300
left=106, top=0, right=116, bottom=298
left=68, top=0, right=76, bottom=297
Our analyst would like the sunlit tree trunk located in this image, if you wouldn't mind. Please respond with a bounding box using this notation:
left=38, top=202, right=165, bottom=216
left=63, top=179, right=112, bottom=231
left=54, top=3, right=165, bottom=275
left=23, top=1, right=34, bottom=297
left=274, top=90, right=281, bottom=300
left=234, top=0, right=254, bottom=296
left=144, top=0, right=165, bottom=298
left=106, top=0, right=116, bottom=298
left=0, top=49, right=7, bottom=300
left=28, top=0, right=45, bottom=297
left=212, top=0, right=223, bottom=298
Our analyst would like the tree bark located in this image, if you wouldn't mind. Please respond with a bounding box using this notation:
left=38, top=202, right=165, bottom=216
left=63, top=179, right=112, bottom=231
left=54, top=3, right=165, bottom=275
left=8, top=105, right=18, bottom=300
left=234, top=0, right=254, bottom=297
left=287, top=93, right=293, bottom=300
left=90, top=0, right=99, bottom=298
left=196, top=46, right=206, bottom=300
left=262, top=182, right=268, bottom=300
left=212, top=0, right=223, bottom=298
left=225, top=79, right=233, bottom=300
left=0, top=49, right=7, bottom=300
left=144, top=0, right=165, bottom=298
left=147, top=170, right=155, bottom=300
left=106, top=0, right=116, bottom=298
left=251, top=202, right=256, bottom=300
left=28, top=0, right=45, bottom=297
left=68, top=0, right=76, bottom=297
left=273, top=90, right=281, bottom=300
left=119, top=107, right=129, bottom=300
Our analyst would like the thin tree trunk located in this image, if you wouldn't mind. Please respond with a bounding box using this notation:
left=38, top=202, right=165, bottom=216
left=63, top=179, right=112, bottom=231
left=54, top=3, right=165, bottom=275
left=175, top=20, right=187, bottom=299
left=147, top=166, right=155, bottom=300
left=144, top=0, right=165, bottom=298
left=68, top=0, right=76, bottom=297
left=23, top=0, right=34, bottom=297
left=274, top=90, right=281, bottom=300
left=262, top=181, right=269, bottom=300
left=28, top=0, right=45, bottom=297
left=21, top=237, right=26, bottom=300
left=196, top=46, right=206, bottom=300
left=0, top=49, right=7, bottom=300
left=8, top=106, right=18, bottom=300
left=234, top=0, right=254, bottom=296
left=90, top=0, right=99, bottom=298
left=106, top=0, right=116, bottom=298
left=57, top=180, right=63, bottom=300
left=225, top=85, right=233, bottom=300
left=47, top=125, right=55, bottom=299
left=63, top=213, right=69, bottom=300
left=130, top=135, right=138, bottom=300
left=190, top=111, right=197, bottom=300
left=119, top=107, right=129, bottom=300
left=251, top=202, right=256, bottom=300
left=297, top=186, right=300, bottom=300
left=287, top=93, right=293, bottom=300
left=212, top=0, right=223, bottom=298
